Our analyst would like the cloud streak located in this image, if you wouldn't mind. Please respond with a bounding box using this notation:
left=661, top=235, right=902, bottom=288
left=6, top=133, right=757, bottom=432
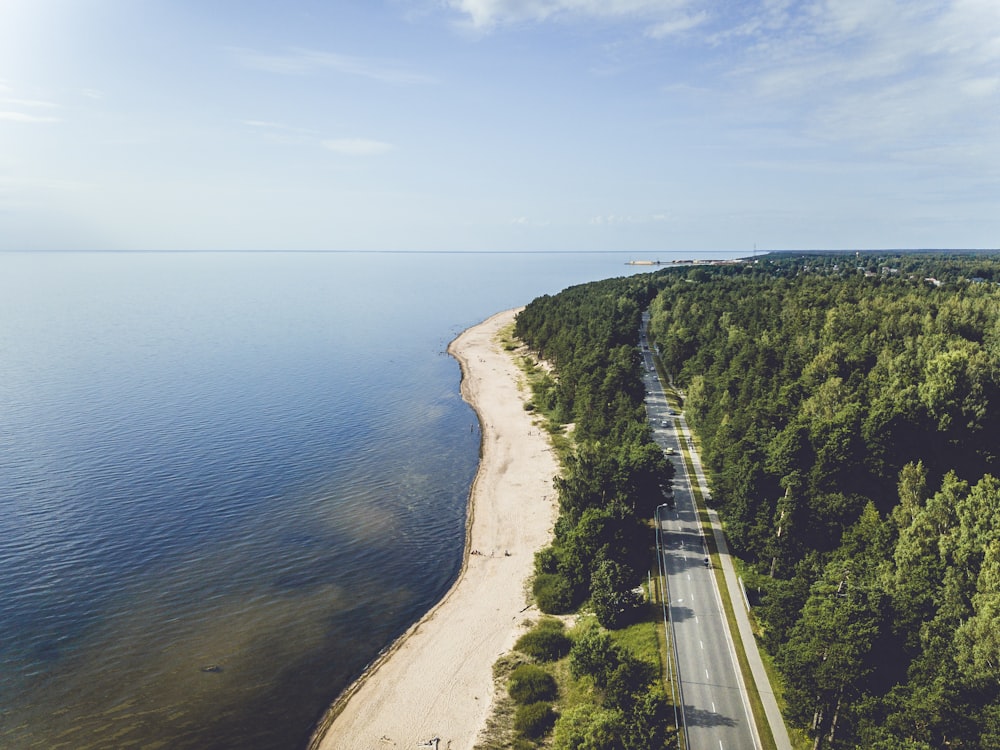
left=0, top=111, right=59, bottom=123
left=446, top=0, right=704, bottom=33
left=724, top=0, right=1000, bottom=155
left=0, top=94, right=60, bottom=124
left=447, top=0, right=988, bottom=171
left=645, top=11, right=708, bottom=38
left=1, top=97, right=58, bottom=109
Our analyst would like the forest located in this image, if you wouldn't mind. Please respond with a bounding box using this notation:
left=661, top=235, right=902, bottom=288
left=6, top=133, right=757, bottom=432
left=509, top=252, right=1000, bottom=748
left=647, top=253, right=1000, bottom=747
left=515, top=274, right=673, bottom=624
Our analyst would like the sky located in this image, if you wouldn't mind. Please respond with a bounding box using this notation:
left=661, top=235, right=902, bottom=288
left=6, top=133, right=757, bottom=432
left=0, top=0, right=998, bottom=252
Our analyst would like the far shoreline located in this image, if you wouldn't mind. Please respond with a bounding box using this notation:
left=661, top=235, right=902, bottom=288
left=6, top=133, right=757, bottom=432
left=308, top=307, right=560, bottom=750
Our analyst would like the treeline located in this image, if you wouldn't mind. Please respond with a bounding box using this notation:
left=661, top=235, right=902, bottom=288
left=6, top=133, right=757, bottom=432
left=515, top=275, right=673, bottom=626
left=649, top=253, right=1000, bottom=747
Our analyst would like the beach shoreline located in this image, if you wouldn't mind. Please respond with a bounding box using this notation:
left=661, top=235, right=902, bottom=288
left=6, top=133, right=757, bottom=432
left=308, top=307, right=559, bottom=750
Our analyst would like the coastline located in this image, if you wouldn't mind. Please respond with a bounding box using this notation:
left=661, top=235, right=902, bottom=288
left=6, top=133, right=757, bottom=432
left=308, top=307, right=560, bottom=750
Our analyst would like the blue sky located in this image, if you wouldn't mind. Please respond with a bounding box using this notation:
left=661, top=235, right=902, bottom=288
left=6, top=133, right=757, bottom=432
left=1, top=0, right=997, bottom=252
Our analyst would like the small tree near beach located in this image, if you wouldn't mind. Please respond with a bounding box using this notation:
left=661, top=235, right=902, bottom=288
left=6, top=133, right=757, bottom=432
left=514, top=701, right=557, bottom=740
left=514, top=618, right=572, bottom=661
left=508, top=664, right=557, bottom=704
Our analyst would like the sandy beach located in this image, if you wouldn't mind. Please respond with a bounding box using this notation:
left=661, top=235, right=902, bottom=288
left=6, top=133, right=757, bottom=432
left=308, top=307, right=560, bottom=750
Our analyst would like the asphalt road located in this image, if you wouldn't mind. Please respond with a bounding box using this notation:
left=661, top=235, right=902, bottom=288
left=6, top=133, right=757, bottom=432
left=641, top=320, right=760, bottom=750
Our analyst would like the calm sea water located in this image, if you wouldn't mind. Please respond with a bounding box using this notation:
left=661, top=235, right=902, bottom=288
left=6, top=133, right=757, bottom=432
left=0, top=250, right=736, bottom=749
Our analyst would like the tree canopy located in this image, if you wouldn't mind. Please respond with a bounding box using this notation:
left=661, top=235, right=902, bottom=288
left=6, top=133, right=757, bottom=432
left=516, top=273, right=673, bottom=620
left=648, top=252, right=1000, bottom=747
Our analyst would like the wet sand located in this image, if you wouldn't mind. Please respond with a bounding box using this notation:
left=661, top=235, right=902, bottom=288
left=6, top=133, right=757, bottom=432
left=308, top=308, right=559, bottom=750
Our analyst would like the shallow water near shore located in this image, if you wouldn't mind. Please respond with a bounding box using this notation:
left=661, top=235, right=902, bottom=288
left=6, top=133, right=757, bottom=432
left=0, top=250, right=736, bottom=749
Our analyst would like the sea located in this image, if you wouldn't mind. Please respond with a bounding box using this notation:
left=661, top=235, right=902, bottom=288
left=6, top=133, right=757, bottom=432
left=0, top=250, right=739, bottom=749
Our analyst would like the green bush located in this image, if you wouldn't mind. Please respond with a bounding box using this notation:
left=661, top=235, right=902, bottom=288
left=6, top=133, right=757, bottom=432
left=533, top=573, right=574, bottom=614
left=514, top=620, right=572, bottom=661
left=551, top=704, right=624, bottom=750
left=508, top=663, right=557, bottom=704
left=514, top=701, right=557, bottom=739
left=604, top=657, right=656, bottom=710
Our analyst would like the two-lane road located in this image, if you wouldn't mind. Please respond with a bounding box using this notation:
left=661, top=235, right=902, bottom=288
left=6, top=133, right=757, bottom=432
left=641, top=318, right=760, bottom=750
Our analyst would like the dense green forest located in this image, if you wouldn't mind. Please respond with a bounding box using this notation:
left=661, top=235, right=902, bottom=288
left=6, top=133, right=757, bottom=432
left=648, top=253, right=1000, bottom=747
left=515, top=275, right=675, bottom=625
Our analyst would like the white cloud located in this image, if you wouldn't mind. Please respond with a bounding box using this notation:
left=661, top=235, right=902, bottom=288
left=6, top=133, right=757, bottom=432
left=0, top=111, right=59, bottom=123
left=645, top=11, right=708, bottom=37
left=322, top=138, right=394, bottom=155
left=232, top=47, right=435, bottom=85
left=446, top=0, right=702, bottom=32
left=0, top=92, right=60, bottom=124
left=0, top=97, right=58, bottom=108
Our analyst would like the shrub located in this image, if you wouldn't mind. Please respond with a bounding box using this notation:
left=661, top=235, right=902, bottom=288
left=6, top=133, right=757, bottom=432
left=508, top=664, right=557, bottom=704
left=551, top=704, right=624, bottom=750
left=514, top=620, right=572, bottom=661
left=533, top=573, right=574, bottom=614
left=604, top=656, right=656, bottom=710
left=514, top=701, right=557, bottom=739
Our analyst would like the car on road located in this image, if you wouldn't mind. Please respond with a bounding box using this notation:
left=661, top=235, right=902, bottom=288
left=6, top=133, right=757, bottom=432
left=664, top=447, right=677, bottom=455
